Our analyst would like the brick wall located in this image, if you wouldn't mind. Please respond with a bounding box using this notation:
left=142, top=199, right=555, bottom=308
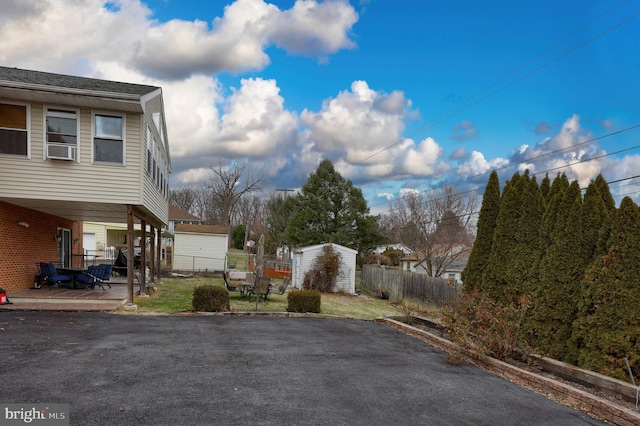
left=0, top=201, right=82, bottom=292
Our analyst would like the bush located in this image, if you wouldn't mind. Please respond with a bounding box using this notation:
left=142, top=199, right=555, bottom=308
left=302, top=245, right=342, bottom=292
left=443, top=290, right=531, bottom=361
left=287, top=290, right=321, bottom=313
left=192, top=285, right=230, bottom=312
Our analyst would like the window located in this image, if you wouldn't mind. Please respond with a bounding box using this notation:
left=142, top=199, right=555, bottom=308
left=0, top=103, right=28, bottom=156
left=94, top=114, right=124, bottom=163
left=46, top=109, right=77, bottom=160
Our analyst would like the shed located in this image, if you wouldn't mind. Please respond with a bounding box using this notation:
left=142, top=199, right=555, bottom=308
left=172, top=224, right=229, bottom=272
left=292, top=243, right=358, bottom=294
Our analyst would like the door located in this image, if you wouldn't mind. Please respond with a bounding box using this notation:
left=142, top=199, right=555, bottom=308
left=83, top=233, right=97, bottom=263
left=57, top=228, right=72, bottom=268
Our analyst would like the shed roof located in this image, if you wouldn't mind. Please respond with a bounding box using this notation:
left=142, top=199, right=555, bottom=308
left=294, top=242, right=358, bottom=255
left=175, top=224, right=229, bottom=235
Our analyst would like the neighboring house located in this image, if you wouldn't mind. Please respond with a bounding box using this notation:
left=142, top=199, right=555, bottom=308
left=168, top=204, right=203, bottom=235
left=374, top=243, right=413, bottom=255
left=0, top=66, right=170, bottom=293
left=292, top=243, right=358, bottom=294
left=172, top=224, right=229, bottom=272
left=83, top=221, right=146, bottom=261
left=400, top=250, right=469, bottom=284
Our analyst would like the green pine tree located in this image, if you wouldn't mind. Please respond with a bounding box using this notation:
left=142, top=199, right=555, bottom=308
left=508, top=173, right=544, bottom=300
left=462, top=170, right=501, bottom=292
left=530, top=190, right=586, bottom=362
left=287, top=159, right=384, bottom=253
left=573, top=197, right=640, bottom=381
left=482, top=171, right=523, bottom=303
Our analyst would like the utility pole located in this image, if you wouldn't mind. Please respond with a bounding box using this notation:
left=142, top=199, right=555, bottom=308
left=276, top=188, right=294, bottom=198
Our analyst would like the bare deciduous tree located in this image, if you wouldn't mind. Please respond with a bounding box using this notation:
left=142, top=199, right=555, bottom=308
left=384, top=185, right=477, bottom=277
left=169, top=186, right=198, bottom=214
left=207, top=160, right=265, bottom=226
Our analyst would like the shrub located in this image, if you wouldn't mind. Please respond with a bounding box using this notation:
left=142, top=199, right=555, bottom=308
left=443, top=289, right=531, bottom=361
left=287, top=290, right=321, bottom=313
left=302, top=245, right=342, bottom=292
left=192, top=285, right=230, bottom=312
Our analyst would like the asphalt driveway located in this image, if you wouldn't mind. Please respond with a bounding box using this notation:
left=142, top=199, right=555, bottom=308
left=0, top=312, right=604, bottom=425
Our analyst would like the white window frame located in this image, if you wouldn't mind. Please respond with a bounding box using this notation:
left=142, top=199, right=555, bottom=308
left=0, top=101, right=30, bottom=158
left=44, top=107, right=79, bottom=161
left=92, top=111, right=126, bottom=165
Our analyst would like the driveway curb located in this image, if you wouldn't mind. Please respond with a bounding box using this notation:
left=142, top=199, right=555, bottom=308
left=377, top=317, right=640, bottom=426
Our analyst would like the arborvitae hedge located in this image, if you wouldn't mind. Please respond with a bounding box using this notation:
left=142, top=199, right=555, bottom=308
left=462, top=170, right=500, bottom=293
left=464, top=171, right=640, bottom=382
left=572, top=197, right=640, bottom=381
left=482, top=172, right=523, bottom=304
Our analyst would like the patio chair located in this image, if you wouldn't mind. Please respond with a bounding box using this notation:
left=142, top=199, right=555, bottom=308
left=98, top=264, right=113, bottom=288
left=248, top=276, right=271, bottom=302
left=76, top=265, right=107, bottom=291
left=37, top=262, right=71, bottom=289
left=222, top=271, right=241, bottom=293
left=271, top=277, right=290, bottom=296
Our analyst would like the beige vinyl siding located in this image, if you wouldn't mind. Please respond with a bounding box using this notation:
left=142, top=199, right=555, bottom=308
left=140, top=98, right=170, bottom=224
left=0, top=103, right=142, bottom=204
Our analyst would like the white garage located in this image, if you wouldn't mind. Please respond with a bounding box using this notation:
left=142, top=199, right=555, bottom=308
left=172, top=224, right=229, bottom=272
left=292, top=243, right=358, bottom=294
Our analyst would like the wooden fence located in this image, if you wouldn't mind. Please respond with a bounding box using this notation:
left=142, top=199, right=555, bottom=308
left=361, top=264, right=462, bottom=306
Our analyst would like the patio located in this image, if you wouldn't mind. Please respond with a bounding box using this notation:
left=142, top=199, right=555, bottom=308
left=2, top=278, right=141, bottom=311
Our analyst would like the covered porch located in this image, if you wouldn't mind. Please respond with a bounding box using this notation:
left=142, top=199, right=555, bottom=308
left=2, top=277, right=144, bottom=312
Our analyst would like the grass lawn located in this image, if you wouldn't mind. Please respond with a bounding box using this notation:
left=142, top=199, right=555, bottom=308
left=134, top=276, right=408, bottom=320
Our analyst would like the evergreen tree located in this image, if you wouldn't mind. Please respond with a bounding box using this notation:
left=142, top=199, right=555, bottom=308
left=287, top=159, right=384, bottom=253
left=539, top=173, right=551, bottom=202
left=530, top=190, right=586, bottom=362
left=573, top=198, right=640, bottom=381
left=580, top=175, right=615, bottom=260
left=508, top=173, right=544, bottom=300
left=482, top=171, right=523, bottom=303
left=537, top=174, right=570, bottom=262
left=462, top=170, right=501, bottom=292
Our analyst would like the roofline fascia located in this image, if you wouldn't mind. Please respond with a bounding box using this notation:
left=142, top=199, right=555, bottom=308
left=0, top=79, right=148, bottom=101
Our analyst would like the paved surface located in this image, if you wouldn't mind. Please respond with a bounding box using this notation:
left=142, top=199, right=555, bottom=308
left=0, top=311, right=605, bottom=426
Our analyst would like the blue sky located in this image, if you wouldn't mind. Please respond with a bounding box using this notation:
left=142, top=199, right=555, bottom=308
left=2, top=0, right=639, bottom=212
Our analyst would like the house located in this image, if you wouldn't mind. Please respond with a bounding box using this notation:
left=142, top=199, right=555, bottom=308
left=0, top=66, right=170, bottom=297
left=292, top=243, right=358, bottom=294
left=172, top=224, right=229, bottom=272
left=168, top=204, right=203, bottom=234
left=400, top=250, right=469, bottom=284
left=374, top=243, right=413, bottom=255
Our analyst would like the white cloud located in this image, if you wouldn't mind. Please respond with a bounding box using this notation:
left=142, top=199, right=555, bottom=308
left=0, top=0, right=358, bottom=79
left=456, top=151, right=508, bottom=176
left=399, top=188, right=421, bottom=197
left=300, top=81, right=408, bottom=159
left=270, top=0, right=358, bottom=57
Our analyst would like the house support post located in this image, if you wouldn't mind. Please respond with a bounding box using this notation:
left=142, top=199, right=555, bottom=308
left=156, top=228, right=162, bottom=285
left=126, top=205, right=135, bottom=304
left=149, top=226, right=156, bottom=286
left=140, top=220, right=147, bottom=295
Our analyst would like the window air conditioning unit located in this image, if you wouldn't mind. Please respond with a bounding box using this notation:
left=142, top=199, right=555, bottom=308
left=47, top=144, right=75, bottom=161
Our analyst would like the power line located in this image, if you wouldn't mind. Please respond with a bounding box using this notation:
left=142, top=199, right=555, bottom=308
left=375, top=143, right=640, bottom=217
left=367, top=123, right=640, bottom=210
left=342, top=1, right=639, bottom=174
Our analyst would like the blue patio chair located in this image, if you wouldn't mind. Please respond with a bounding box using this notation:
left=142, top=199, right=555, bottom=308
left=76, top=265, right=106, bottom=291
left=98, top=264, right=113, bottom=289
left=37, top=262, right=71, bottom=289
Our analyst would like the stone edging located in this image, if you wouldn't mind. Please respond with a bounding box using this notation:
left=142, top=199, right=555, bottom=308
left=377, top=317, right=640, bottom=426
